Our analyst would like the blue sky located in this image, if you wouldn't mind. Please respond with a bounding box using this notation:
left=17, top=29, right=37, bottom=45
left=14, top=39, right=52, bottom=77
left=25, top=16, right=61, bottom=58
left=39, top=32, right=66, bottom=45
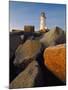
left=9, top=1, right=66, bottom=31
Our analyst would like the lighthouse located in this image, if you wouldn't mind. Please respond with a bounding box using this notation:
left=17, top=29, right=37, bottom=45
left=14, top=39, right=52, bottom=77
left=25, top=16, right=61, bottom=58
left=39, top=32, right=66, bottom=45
left=40, top=12, right=47, bottom=32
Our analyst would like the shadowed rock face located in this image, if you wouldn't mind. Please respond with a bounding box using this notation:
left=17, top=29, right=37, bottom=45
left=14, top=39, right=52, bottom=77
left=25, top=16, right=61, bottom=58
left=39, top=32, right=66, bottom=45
left=10, top=33, right=24, bottom=59
left=43, top=44, right=66, bottom=82
left=14, top=40, right=41, bottom=66
left=40, top=27, right=66, bottom=47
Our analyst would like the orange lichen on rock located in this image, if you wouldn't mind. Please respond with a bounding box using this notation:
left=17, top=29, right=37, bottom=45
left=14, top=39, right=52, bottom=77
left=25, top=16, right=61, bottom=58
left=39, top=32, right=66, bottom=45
left=43, top=44, right=66, bottom=81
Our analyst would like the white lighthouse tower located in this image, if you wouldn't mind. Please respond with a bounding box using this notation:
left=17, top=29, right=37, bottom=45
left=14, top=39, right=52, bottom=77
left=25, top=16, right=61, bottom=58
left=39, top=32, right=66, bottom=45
left=40, top=12, right=47, bottom=32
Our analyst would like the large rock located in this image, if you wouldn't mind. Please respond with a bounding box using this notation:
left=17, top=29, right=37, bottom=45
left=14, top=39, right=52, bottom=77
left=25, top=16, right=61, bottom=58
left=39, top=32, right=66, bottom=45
left=14, top=39, right=41, bottom=66
left=40, top=27, right=66, bottom=47
left=43, top=44, right=66, bottom=82
left=10, top=60, right=44, bottom=88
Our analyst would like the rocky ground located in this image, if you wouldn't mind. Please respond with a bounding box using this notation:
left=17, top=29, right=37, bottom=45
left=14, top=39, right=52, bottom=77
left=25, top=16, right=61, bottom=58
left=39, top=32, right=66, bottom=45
left=9, top=26, right=66, bottom=89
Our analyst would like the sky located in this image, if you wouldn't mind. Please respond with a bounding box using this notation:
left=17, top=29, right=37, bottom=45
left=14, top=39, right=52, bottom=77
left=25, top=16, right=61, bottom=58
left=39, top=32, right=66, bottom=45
left=9, top=1, right=66, bottom=31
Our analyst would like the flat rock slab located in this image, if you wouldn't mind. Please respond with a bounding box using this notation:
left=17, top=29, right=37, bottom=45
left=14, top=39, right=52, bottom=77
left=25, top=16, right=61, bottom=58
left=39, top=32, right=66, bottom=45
left=10, top=60, right=43, bottom=88
left=43, top=44, right=66, bottom=82
left=14, top=39, right=41, bottom=66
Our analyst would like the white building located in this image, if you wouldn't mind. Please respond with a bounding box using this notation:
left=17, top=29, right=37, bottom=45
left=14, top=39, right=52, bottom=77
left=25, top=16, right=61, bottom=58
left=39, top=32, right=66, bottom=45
left=40, top=12, right=47, bottom=32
